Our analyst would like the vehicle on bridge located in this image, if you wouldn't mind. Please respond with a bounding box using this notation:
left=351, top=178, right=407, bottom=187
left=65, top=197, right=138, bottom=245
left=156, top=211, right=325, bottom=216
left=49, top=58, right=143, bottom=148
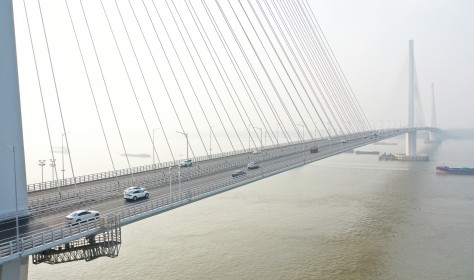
left=65, top=210, right=100, bottom=225
left=123, top=187, right=149, bottom=201
left=252, top=149, right=261, bottom=154
left=232, top=170, right=246, bottom=177
left=247, top=162, right=259, bottom=169
left=310, top=146, right=319, bottom=153
left=179, top=159, right=193, bottom=167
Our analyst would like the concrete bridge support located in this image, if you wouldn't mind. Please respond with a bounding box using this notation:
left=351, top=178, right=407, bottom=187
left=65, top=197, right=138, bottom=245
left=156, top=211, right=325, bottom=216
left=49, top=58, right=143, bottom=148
left=406, top=40, right=417, bottom=156
left=0, top=0, right=30, bottom=220
left=0, top=258, right=29, bottom=280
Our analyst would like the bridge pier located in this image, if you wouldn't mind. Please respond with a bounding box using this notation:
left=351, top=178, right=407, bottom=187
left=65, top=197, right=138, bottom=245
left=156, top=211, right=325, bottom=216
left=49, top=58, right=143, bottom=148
left=0, top=257, right=29, bottom=280
left=406, top=131, right=417, bottom=156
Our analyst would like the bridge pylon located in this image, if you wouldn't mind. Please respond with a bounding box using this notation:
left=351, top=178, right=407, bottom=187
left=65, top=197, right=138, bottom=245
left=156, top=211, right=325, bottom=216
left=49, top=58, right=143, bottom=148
left=406, top=40, right=417, bottom=156
left=0, top=0, right=30, bottom=278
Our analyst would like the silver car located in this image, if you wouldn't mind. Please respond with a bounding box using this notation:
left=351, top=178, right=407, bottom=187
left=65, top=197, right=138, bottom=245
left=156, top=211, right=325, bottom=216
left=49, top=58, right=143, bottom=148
left=65, top=210, right=100, bottom=224
left=123, top=187, right=150, bottom=201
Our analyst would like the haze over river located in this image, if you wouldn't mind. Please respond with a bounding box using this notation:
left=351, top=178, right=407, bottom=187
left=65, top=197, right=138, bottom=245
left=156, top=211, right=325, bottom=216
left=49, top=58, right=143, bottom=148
left=29, top=137, right=474, bottom=279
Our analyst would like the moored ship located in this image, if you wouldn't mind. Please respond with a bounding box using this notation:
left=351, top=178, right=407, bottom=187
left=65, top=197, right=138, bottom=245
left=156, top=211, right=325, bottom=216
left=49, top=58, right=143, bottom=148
left=436, top=166, right=474, bottom=175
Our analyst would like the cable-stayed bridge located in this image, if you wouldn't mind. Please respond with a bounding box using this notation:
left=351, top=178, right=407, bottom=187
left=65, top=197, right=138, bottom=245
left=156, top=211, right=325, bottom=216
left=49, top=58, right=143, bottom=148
left=0, top=0, right=439, bottom=278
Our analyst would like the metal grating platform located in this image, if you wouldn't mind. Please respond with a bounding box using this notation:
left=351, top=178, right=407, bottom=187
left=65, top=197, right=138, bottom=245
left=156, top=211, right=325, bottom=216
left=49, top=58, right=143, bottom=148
left=32, top=215, right=121, bottom=265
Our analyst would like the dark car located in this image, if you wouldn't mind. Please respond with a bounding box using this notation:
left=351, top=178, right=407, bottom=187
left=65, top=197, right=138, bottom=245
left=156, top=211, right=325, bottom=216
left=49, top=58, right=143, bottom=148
left=310, top=146, right=319, bottom=153
left=232, top=170, right=246, bottom=178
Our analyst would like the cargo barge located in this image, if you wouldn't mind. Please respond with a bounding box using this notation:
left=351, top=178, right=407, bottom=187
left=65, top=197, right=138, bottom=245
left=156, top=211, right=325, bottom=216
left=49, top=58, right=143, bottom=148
left=355, top=150, right=379, bottom=155
left=436, top=166, right=474, bottom=175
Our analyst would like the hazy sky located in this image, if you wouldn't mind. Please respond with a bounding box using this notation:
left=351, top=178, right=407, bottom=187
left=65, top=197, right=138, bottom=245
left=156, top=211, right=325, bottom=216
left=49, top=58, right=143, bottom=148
left=309, top=0, right=474, bottom=129
left=8, top=0, right=474, bottom=183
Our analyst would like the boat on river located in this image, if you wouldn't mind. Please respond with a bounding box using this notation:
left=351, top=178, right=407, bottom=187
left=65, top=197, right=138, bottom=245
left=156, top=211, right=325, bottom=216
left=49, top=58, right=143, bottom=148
left=436, top=166, right=474, bottom=175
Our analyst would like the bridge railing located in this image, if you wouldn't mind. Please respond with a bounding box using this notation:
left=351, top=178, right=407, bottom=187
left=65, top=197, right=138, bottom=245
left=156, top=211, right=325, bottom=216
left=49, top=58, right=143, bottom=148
left=26, top=137, right=303, bottom=193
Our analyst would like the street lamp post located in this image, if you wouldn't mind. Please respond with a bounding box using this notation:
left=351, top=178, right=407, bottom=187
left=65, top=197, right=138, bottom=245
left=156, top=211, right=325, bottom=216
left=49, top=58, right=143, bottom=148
left=61, top=132, right=70, bottom=184
left=152, top=128, right=160, bottom=166
left=38, top=160, right=46, bottom=186
left=49, top=159, right=56, bottom=182
left=178, top=165, right=181, bottom=199
left=176, top=131, right=189, bottom=159
left=209, top=125, right=215, bottom=158
left=1, top=143, right=20, bottom=255
left=169, top=166, right=172, bottom=201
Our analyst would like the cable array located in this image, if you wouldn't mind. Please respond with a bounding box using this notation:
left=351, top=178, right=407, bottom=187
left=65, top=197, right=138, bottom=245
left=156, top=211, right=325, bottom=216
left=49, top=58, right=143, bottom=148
left=18, top=0, right=372, bottom=184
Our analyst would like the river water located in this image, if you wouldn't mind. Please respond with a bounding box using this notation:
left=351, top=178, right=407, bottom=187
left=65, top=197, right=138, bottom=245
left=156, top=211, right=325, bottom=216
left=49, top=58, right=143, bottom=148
left=29, top=137, right=474, bottom=279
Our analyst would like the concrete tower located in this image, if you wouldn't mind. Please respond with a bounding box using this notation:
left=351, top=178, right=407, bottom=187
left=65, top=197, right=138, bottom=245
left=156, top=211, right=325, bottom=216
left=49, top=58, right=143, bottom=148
left=406, top=40, right=417, bottom=156
left=0, top=0, right=30, bottom=278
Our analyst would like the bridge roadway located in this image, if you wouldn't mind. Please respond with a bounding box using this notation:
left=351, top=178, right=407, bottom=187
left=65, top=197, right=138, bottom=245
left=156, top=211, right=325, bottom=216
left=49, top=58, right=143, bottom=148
left=0, top=128, right=413, bottom=264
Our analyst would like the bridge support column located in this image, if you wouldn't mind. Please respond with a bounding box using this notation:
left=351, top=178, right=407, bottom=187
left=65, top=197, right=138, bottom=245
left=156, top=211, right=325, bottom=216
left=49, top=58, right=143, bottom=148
left=405, top=40, right=417, bottom=156
left=406, top=131, right=417, bottom=156
left=0, top=257, right=29, bottom=280
left=0, top=0, right=29, bottom=221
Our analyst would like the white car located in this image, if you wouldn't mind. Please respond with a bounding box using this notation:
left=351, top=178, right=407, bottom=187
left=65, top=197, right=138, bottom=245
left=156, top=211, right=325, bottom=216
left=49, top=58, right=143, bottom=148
left=247, top=162, right=259, bottom=169
left=123, top=187, right=149, bottom=201
left=180, top=159, right=193, bottom=167
left=252, top=149, right=261, bottom=154
left=65, top=210, right=100, bottom=224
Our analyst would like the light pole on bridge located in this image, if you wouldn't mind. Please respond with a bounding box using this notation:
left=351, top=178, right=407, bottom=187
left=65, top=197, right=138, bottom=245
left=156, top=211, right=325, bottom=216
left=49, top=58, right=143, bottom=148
left=61, top=132, right=70, bottom=184
left=209, top=125, right=215, bottom=158
left=49, top=159, right=56, bottom=182
left=38, top=159, right=46, bottom=186
left=169, top=166, right=172, bottom=201
left=176, top=131, right=189, bottom=160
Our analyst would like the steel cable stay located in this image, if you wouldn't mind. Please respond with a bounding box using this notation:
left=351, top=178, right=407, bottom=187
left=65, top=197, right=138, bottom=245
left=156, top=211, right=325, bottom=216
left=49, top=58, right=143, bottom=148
left=272, top=0, right=344, bottom=138
left=226, top=0, right=312, bottom=142
left=201, top=0, right=294, bottom=146
left=265, top=0, right=338, bottom=139
left=266, top=1, right=332, bottom=136
left=242, top=0, right=321, bottom=141
left=108, top=0, right=165, bottom=165
left=277, top=0, right=350, bottom=136
left=215, top=0, right=304, bottom=144
left=78, top=0, right=134, bottom=181
left=139, top=0, right=209, bottom=159
left=249, top=0, right=329, bottom=139
left=300, top=0, right=371, bottom=131
left=194, top=0, right=292, bottom=147
left=120, top=0, right=194, bottom=162
left=181, top=0, right=265, bottom=151
left=300, top=0, right=370, bottom=132
left=167, top=0, right=268, bottom=152
left=20, top=0, right=62, bottom=198
left=258, top=0, right=329, bottom=139
left=285, top=1, right=361, bottom=135
left=294, top=0, right=366, bottom=132
left=100, top=0, right=175, bottom=164
left=149, top=0, right=223, bottom=158
left=64, top=0, right=119, bottom=182
left=149, top=0, right=238, bottom=154
left=36, top=0, right=73, bottom=192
